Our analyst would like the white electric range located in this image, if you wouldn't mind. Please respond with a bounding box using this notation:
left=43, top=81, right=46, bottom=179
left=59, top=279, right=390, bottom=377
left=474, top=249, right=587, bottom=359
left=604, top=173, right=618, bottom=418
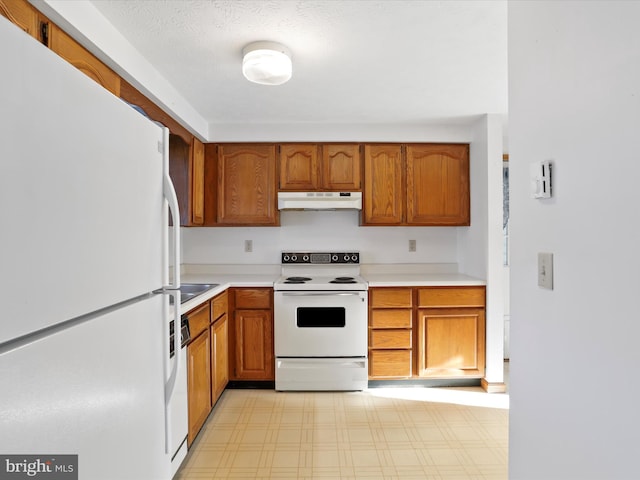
left=273, top=252, right=368, bottom=391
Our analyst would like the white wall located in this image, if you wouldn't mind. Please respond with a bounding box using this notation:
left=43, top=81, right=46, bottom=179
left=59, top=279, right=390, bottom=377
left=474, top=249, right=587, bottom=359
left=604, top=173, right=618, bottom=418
left=509, top=2, right=640, bottom=479
left=182, top=211, right=459, bottom=266
left=459, top=114, right=505, bottom=383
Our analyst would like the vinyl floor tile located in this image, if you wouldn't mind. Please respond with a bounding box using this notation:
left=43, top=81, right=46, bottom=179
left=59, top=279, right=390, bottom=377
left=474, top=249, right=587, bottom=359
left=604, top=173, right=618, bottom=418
left=176, top=380, right=509, bottom=480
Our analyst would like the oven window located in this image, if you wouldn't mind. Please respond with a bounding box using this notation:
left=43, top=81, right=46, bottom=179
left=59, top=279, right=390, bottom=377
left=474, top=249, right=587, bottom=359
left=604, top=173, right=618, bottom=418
left=296, top=307, right=345, bottom=328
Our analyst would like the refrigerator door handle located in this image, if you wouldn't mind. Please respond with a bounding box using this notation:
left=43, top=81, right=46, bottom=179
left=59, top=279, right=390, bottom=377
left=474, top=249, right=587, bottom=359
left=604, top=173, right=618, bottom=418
left=162, top=128, right=181, bottom=290
left=164, top=291, right=181, bottom=454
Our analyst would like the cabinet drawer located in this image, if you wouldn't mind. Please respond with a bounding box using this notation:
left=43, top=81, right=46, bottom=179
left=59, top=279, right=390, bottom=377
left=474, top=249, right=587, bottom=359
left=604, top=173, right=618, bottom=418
left=370, top=288, right=413, bottom=308
left=418, top=286, right=485, bottom=308
left=212, top=291, right=228, bottom=321
left=369, top=350, right=412, bottom=378
left=369, top=309, right=412, bottom=328
left=235, top=288, right=272, bottom=309
left=187, top=302, right=210, bottom=338
left=370, top=329, right=412, bottom=349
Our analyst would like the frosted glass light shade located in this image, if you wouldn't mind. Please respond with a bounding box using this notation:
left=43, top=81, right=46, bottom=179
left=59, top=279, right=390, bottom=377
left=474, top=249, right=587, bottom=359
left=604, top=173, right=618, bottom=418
left=242, top=41, right=292, bottom=85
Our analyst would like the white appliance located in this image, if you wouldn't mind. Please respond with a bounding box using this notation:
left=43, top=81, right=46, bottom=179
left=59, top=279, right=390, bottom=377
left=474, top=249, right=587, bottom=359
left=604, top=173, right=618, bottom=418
left=277, top=191, right=362, bottom=210
left=0, top=17, right=187, bottom=480
left=274, top=252, right=368, bottom=391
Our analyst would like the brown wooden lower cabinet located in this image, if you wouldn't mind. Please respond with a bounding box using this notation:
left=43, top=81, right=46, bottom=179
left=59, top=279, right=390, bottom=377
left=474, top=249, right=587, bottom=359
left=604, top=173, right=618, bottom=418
left=369, top=349, right=412, bottom=378
left=229, top=288, right=274, bottom=381
left=416, top=286, right=485, bottom=378
left=187, top=291, right=229, bottom=446
left=187, top=323, right=211, bottom=446
left=416, top=306, right=485, bottom=378
left=211, top=313, right=228, bottom=402
left=233, top=309, right=273, bottom=380
left=368, top=287, right=414, bottom=379
left=368, top=286, right=486, bottom=380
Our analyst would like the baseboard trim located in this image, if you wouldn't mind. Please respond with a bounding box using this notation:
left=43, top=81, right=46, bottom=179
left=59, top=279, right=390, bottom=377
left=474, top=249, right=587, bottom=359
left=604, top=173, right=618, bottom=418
left=226, top=380, right=275, bottom=389
left=481, top=378, right=507, bottom=393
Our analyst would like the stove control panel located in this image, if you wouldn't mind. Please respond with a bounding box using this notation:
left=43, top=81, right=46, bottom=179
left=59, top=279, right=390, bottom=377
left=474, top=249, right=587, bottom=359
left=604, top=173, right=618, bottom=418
left=281, top=252, right=359, bottom=264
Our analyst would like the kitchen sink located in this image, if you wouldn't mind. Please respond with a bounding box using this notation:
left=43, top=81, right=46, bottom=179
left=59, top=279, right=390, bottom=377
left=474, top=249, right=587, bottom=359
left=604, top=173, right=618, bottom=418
left=166, top=283, right=220, bottom=304
left=179, top=283, right=219, bottom=295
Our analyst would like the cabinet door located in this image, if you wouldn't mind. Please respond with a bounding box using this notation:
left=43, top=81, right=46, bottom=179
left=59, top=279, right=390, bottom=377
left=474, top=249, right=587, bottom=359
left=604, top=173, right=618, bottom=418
left=203, top=143, right=218, bottom=226
left=362, top=144, right=404, bottom=225
left=217, top=144, right=278, bottom=225
left=322, top=144, right=361, bottom=190
left=187, top=330, right=211, bottom=446
left=0, top=0, right=40, bottom=38
left=416, top=307, right=485, bottom=378
left=169, top=134, right=191, bottom=226
left=48, top=23, right=121, bottom=96
left=278, top=144, right=319, bottom=190
left=211, top=314, right=228, bottom=404
left=190, top=138, right=205, bottom=225
left=232, top=309, right=274, bottom=380
left=170, top=135, right=205, bottom=226
left=406, top=144, right=470, bottom=226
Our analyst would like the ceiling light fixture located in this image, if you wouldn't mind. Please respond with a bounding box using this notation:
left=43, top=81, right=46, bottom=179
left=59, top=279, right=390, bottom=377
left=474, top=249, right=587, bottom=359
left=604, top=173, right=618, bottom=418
left=242, top=41, right=292, bottom=86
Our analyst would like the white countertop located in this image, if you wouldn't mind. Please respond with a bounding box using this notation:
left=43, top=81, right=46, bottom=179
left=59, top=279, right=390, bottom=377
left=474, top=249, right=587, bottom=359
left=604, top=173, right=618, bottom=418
left=177, top=264, right=485, bottom=313
left=364, top=272, right=485, bottom=287
left=179, top=272, right=278, bottom=313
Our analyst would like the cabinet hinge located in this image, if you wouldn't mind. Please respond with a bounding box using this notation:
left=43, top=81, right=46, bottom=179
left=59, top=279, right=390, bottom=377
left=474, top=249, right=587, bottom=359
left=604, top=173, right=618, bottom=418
left=39, top=21, right=49, bottom=46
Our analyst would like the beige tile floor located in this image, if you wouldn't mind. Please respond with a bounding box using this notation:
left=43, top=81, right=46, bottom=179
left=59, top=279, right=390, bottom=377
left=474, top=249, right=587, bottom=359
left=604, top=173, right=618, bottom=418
left=176, top=366, right=509, bottom=480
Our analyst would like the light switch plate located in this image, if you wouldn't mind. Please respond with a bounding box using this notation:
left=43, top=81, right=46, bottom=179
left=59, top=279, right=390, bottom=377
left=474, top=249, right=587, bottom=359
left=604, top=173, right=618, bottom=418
left=538, top=252, right=553, bottom=289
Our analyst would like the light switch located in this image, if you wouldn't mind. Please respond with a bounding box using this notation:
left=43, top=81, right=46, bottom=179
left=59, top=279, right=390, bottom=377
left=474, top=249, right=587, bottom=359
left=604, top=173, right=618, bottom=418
left=538, top=252, right=553, bottom=289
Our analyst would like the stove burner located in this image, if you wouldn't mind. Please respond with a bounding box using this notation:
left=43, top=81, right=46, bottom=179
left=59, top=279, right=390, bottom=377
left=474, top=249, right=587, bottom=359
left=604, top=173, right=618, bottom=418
left=330, top=276, right=357, bottom=284
left=284, top=276, right=312, bottom=284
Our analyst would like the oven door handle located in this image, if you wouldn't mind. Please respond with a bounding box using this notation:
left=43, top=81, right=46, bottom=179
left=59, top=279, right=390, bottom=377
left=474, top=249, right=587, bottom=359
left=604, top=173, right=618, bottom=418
left=280, top=292, right=364, bottom=297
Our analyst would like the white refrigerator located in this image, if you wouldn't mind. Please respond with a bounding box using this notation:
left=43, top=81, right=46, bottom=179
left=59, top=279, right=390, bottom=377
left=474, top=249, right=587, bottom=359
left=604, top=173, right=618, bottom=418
left=0, top=16, right=187, bottom=480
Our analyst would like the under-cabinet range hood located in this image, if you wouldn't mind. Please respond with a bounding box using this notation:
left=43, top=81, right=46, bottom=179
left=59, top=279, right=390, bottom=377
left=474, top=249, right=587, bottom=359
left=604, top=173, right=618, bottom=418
left=277, top=191, right=362, bottom=210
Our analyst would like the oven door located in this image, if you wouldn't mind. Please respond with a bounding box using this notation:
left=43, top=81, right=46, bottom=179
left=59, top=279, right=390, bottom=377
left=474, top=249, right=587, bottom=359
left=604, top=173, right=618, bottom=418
left=274, top=290, right=368, bottom=357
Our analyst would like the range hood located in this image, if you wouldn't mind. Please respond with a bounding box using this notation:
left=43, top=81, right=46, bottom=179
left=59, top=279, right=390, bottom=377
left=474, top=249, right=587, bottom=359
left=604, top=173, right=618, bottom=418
left=277, top=191, right=362, bottom=210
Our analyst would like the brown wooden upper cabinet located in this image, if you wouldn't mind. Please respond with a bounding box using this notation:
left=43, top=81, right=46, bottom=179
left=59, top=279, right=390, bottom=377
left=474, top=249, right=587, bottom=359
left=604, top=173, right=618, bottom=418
left=362, top=143, right=470, bottom=226
left=0, top=0, right=40, bottom=39
left=190, top=138, right=205, bottom=225
left=169, top=136, right=204, bottom=226
left=278, top=143, right=361, bottom=191
left=47, top=23, right=121, bottom=97
left=406, top=144, right=470, bottom=226
left=216, top=144, right=278, bottom=226
left=278, top=144, right=319, bottom=191
left=363, top=144, right=404, bottom=225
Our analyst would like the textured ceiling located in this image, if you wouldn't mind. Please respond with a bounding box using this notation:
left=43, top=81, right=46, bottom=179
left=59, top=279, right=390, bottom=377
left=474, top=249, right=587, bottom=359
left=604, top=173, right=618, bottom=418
left=88, top=0, right=507, bottom=128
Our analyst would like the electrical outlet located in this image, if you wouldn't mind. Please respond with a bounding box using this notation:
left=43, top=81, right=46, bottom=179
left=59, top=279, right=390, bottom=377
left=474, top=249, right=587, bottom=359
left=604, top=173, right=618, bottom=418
left=244, top=240, right=253, bottom=253
left=538, top=252, right=553, bottom=289
left=409, top=239, right=416, bottom=252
